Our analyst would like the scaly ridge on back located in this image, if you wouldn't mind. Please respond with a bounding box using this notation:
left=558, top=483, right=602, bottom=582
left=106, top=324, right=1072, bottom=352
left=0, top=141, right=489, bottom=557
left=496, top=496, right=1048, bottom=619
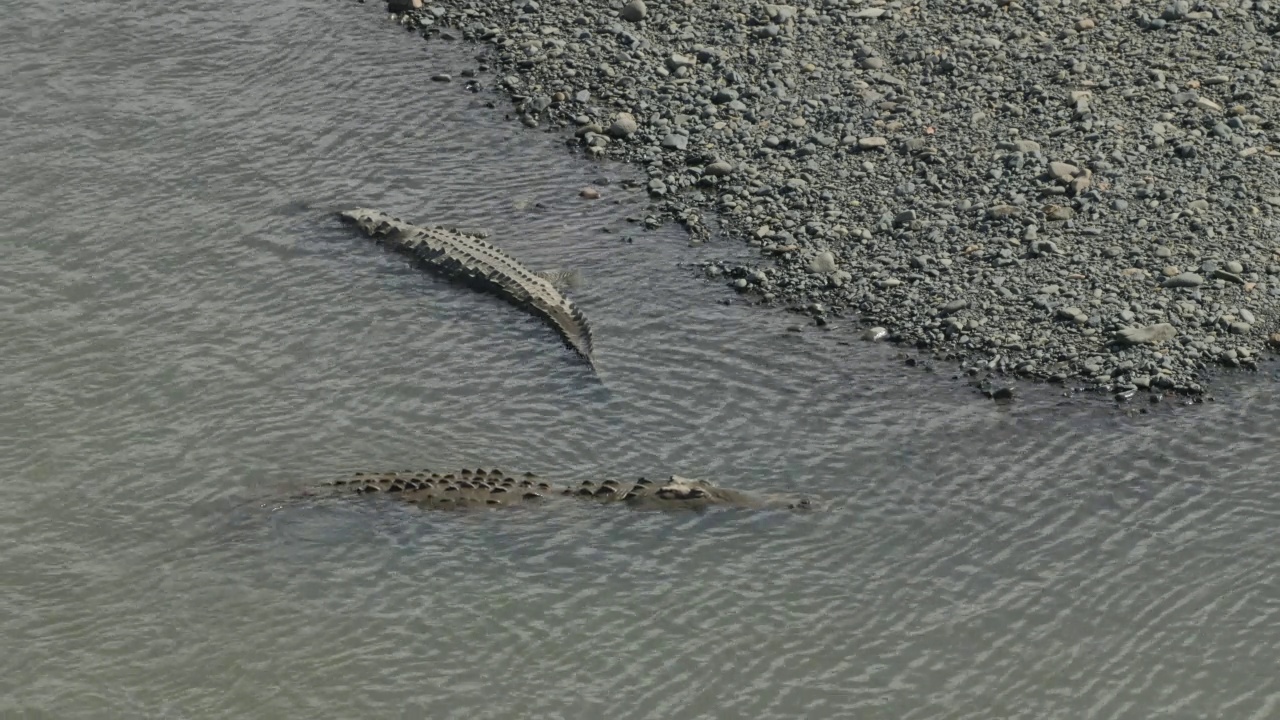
left=318, top=468, right=819, bottom=512
left=337, top=208, right=595, bottom=367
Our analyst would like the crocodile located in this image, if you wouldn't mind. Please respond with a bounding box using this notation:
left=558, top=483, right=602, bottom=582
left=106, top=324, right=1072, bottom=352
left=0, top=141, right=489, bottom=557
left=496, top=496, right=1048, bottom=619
left=337, top=208, right=595, bottom=368
left=306, top=468, right=818, bottom=512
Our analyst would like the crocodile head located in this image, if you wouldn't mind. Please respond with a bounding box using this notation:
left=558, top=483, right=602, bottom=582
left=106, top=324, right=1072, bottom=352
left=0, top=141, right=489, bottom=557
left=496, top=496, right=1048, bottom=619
left=336, top=207, right=396, bottom=237
left=623, top=475, right=820, bottom=511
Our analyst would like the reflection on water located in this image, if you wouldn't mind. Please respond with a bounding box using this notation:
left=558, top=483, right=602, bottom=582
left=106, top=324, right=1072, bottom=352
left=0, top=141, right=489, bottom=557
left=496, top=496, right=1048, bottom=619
left=2, top=0, right=1279, bottom=718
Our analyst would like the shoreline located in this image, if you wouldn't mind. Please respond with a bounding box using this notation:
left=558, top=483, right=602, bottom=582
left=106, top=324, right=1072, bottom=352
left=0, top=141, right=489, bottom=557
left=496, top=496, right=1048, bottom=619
left=366, top=0, right=1279, bottom=399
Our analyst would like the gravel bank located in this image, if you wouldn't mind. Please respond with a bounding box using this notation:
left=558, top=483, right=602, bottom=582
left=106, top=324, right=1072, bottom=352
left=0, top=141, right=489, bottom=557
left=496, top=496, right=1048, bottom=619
left=366, top=0, right=1280, bottom=399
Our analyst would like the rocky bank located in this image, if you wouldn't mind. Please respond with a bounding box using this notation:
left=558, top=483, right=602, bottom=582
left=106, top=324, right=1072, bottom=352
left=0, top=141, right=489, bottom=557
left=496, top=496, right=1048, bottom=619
left=362, top=0, right=1280, bottom=399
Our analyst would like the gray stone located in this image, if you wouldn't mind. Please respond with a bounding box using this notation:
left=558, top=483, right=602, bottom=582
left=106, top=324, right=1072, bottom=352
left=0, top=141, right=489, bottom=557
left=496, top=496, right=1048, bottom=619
left=620, top=0, right=648, bottom=22
left=1048, top=162, right=1079, bottom=181
left=1057, top=307, right=1087, bottom=323
left=711, top=89, right=739, bottom=104
left=1113, top=323, right=1178, bottom=346
left=667, top=53, right=696, bottom=71
left=1162, top=273, right=1204, bottom=288
left=607, top=112, right=638, bottom=138
left=1213, top=269, right=1245, bottom=285
left=808, top=251, right=837, bottom=274
left=660, top=133, right=688, bottom=151
left=1030, top=240, right=1061, bottom=256
left=705, top=160, right=734, bottom=177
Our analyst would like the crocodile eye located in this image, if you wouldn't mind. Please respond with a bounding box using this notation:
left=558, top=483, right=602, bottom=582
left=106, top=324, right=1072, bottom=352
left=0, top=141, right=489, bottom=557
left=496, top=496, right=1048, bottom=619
left=688, top=489, right=708, bottom=499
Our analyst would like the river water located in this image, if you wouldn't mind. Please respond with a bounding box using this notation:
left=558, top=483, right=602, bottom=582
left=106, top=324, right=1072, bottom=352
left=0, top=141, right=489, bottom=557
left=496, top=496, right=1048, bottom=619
left=3, top=1, right=1279, bottom=718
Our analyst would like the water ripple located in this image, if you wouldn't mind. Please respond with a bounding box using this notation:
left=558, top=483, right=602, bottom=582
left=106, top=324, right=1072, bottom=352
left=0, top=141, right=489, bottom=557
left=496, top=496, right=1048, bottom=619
left=3, top=0, right=1280, bottom=718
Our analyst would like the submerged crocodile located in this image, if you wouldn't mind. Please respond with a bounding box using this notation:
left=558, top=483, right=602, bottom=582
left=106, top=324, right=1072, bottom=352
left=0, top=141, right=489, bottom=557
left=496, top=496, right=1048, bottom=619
left=307, top=468, right=818, bottom=512
left=337, top=208, right=595, bottom=368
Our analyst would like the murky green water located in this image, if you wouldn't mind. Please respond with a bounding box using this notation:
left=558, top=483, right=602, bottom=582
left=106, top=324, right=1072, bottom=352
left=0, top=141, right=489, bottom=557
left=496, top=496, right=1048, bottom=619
left=3, top=1, right=1279, bottom=718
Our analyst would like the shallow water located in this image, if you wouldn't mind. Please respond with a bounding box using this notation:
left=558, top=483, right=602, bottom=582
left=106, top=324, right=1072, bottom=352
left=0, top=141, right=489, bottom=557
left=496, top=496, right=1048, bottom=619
left=2, top=1, right=1279, bottom=718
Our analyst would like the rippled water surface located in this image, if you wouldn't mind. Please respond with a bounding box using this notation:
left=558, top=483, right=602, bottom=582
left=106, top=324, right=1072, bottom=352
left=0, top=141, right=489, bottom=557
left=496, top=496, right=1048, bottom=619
left=3, top=1, right=1280, bottom=718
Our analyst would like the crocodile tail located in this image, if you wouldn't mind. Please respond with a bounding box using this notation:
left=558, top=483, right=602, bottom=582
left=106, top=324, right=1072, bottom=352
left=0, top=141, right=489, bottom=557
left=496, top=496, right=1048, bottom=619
left=570, top=304, right=595, bottom=359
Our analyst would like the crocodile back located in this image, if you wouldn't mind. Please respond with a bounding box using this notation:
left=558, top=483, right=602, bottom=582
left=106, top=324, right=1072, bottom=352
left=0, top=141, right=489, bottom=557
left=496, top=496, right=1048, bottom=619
left=338, top=208, right=595, bottom=366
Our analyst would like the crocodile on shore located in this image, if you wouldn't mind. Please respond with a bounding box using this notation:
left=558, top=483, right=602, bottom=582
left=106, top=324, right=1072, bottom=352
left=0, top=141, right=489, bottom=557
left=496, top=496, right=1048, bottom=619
left=307, top=468, right=818, bottom=512
left=337, top=208, right=595, bottom=368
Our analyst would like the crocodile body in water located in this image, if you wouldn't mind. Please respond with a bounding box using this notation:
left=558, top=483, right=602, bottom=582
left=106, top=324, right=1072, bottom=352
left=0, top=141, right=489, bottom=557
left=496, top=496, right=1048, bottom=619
left=307, top=468, right=817, bottom=512
left=337, top=208, right=595, bottom=368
